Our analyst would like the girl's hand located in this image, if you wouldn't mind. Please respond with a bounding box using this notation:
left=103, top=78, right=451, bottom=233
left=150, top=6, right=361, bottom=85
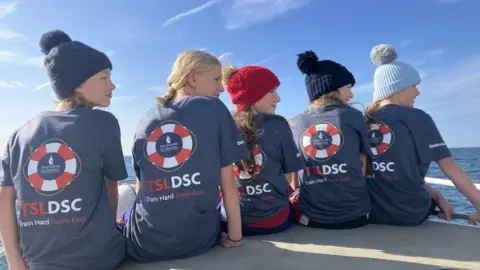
left=468, top=212, right=480, bottom=226
left=435, top=196, right=455, bottom=222
left=220, top=232, right=243, bottom=248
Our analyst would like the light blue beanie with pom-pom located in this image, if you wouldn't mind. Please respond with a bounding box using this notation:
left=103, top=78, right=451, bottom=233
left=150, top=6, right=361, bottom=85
left=370, top=44, right=421, bottom=102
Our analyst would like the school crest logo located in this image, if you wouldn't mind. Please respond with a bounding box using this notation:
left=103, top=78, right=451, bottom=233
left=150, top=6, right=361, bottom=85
left=232, top=144, right=265, bottom=182
left=300, top=122, right=344, bottom=161
left=23, top=139, right=81, bottom=196
left=367, top=122, right=395, bottom=157
left=145, top=120, right=197, bottom=172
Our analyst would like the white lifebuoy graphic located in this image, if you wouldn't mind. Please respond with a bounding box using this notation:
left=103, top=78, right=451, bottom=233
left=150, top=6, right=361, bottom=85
left=26, top=142, right=78, bottom=193
left=232, top=144, right=264, bottom=181
left=146, top=122, right=195, bottom=171
left=368, top=122, right=394, bottom=157
left=301, top=122, right=343, bottom=160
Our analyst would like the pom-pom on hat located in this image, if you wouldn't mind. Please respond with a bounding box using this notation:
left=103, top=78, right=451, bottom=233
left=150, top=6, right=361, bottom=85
left=370, top=44, right=421, bottom=102
left=296, top=50, right=355, bottom=103
left=40, top=29, right=112, bottom=99
left=223, top=65, right=280, bottom=111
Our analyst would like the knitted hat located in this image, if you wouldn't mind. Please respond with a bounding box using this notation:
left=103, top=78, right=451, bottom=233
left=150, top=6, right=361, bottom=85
left=40, top=30, right=112, bottom=99
left=224, top=65, right=280, bottom=111
left=370, top=44, right=421, bottom=102
left=296, top=50, right=355, bottom=103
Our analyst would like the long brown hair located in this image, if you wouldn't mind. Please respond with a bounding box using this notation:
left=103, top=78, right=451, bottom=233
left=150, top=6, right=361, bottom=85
left=222, top=64, right=263, bottom=174
left=364, top=100, right=382, bottom=122
left=232, top=108, right=262, bottom=174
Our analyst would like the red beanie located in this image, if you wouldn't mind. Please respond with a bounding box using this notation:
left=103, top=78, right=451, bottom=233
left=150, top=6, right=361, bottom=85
left=225, top=66, right=280, bottom=111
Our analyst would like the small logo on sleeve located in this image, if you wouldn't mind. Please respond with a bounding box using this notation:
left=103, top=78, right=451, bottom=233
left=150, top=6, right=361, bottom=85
left=429, top=142, right=446, bottom=148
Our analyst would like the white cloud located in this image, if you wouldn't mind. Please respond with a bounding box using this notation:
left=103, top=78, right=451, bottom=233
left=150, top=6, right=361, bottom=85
left=254, top=50, right=290, bottom=65
left=426, top=49, right=445, bottom=57
left=0, top=50, right=17, bottom=61
left=399, top=39, right=413, bottom=47
left=24, top=56, right=44, bottom=68
left=32, top=81, right=50, bottom=91
left=0, top=1, right=18, bottom=19
left=418, top=54, right=480, bottom=115
left=0, top=28, right=24, bottom=40
left=162, top=0, right=220, bottom=27
left=224, top=0, right=311, bottom=30
left=218, top=52, right=233, bottom=64
left=0, top=80, right=27, bottom=89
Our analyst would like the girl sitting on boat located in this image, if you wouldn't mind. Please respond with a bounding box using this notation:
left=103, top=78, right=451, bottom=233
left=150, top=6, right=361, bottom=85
left=220, top=65, right=305, bottom=235
left=0, top=30, right=128, bottom=270
left=288, top=50, right=372, bottom=230
left=122, top=50, right=248, bottom=262
left=364, top=44, right=480, bottom=226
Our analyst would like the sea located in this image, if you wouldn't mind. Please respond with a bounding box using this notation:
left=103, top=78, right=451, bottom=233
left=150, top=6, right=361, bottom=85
left=1, top=147, right=479, bottom=268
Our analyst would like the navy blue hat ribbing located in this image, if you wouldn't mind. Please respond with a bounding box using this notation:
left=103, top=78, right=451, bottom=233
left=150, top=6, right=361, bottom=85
left=40, top=30, right=112, bottom=99
left=297, top=50, right=356, bottom=103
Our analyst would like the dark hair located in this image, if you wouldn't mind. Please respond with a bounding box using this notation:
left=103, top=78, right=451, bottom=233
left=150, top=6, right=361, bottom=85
left=232, top=108, right=262, bottom=174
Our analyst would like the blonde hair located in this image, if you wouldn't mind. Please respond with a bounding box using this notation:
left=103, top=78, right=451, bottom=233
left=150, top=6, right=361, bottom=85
left=157, top=50, right=222, bottom=107
left=222, top=64, right=237, bottom=86
left=309, top=92, right=345, bottom=109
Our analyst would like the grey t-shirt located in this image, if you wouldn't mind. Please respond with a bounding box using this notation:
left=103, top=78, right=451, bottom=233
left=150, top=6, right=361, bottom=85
left=0, top=108, right=128, bottom=270
left=289, top=104, right=372, bottom=224
left=230, top=114, right=304, bottom=226
left=124, top=96, right=249, bottom=262
left=366, top=104, right=451, bottom=225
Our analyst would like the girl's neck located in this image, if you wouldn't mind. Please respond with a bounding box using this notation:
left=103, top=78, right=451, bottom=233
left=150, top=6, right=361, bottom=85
left=378, top=98, right=399, bottom=108
left=173, top=87, right=196, bottom=103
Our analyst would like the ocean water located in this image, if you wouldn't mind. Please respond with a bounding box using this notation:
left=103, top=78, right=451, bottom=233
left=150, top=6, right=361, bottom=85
left=1, top=147, right=479, bottom=267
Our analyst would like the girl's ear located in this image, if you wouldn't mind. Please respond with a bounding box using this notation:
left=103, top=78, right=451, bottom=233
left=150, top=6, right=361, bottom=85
left=186, top=72, right=196, bottom=90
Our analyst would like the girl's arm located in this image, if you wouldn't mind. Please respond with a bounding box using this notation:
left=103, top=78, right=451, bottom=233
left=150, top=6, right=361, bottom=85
left=286, top=171, right=299, bottom=190
left=437, top=157, right=480, bottom=211
left=220, top=165, right=242, bottom=243
left=136, top=178, right=141, bottom=193
left=360, top=153, right=367, bottom=177
left=105, top=179, right=119, bottom=217
left=0, top=186, right=26, bottom=269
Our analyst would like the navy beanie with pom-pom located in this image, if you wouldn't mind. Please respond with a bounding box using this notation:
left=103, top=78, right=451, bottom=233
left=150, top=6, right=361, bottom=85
left=296, top=50, right=355, bottom=102
left=40, top=30, right=112, bottom=99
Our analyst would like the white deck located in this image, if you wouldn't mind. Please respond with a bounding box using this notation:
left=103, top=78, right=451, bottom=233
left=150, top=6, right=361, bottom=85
left=117, top=178, right=480, bottom=270
left=119, top=221, right=480, bottom=270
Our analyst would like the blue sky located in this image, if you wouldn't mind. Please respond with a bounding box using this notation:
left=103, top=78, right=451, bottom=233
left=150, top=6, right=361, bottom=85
left=1, top=0, right=479, bottom=155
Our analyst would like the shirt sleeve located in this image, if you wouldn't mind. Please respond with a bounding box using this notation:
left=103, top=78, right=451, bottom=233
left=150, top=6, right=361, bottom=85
left=101, top=114, right=128, bottom=181
left=409, top=111, right=451, bottom=164
left=0, top=141, right=12, bottom=187
left=276, top=117, right=305, bottom=173
left=216, top=101, right=249, bottom=168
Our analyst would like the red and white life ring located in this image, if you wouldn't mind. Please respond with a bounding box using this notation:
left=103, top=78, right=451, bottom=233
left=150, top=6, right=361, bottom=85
left=301, top=123, right=342, bottom=159
left=368, top=123, right=393, bottom=156
left=232, top=144, right=264, bottom=180
left=146, top=122, right=193, bottom=169
left=27, top=142, right=77, bottom=192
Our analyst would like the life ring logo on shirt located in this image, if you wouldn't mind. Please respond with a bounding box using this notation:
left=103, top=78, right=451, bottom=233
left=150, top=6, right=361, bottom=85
left=145, top=121, right=197, bottom=172
left=23, top=139, right=81, bottom=196
left=232, top=144, right=265, bottom=182
left=300, top=122, right=344, bottom=161
left=367, top=122, right=395, bottom=157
